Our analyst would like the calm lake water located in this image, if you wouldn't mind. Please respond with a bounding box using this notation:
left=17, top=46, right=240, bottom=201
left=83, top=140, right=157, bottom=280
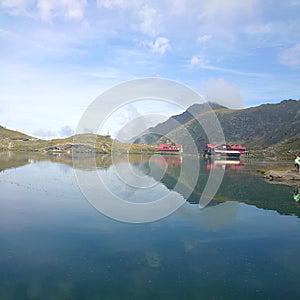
left=1, top=152, right=300, bottom=299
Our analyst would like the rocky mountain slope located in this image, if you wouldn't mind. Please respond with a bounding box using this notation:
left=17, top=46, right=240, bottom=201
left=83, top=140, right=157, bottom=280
left=134, top=99, right=300, bottom=157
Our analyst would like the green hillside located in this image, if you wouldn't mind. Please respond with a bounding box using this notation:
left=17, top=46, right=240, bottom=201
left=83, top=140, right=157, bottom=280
left=253, top=133, right=300, bottom=159
left=0, top=125, right=32, bottom=139
left=0, top=126, right=157, bottom=154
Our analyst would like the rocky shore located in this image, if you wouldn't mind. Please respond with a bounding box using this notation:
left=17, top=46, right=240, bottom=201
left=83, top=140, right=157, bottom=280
left=264, top=170, right=300, bottom=185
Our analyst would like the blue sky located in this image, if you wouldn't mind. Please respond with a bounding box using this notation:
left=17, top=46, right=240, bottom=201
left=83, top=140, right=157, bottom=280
left=1, top=0, right=300, bottom=138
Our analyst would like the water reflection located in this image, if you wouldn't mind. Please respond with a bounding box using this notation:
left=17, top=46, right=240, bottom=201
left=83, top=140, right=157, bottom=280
left=1, top=152, right=300, bottom=218
left=1, top=152, right=300, bottom=299
left=294, top=185, right=300, bottom=202
left=0, top=151, right=30, bottom=172
left=205, top=158, right=244, bottom=171
left=156, top=155, right=182, bottom=167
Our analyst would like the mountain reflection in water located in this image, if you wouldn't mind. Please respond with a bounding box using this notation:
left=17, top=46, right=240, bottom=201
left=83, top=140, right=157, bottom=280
left=1, top=152, right=300, bottom=299
left=1, top=152, right=299, bottom=218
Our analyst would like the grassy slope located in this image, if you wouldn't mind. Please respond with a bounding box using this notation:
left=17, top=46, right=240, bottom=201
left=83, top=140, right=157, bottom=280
left=253, top=133, right=300, bottom=160
left=0, top=126, right=157, bottom=154
left=0, top=125, right=32, bottom=139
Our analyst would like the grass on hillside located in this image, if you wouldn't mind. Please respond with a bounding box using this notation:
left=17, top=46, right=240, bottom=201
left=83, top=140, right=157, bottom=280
left=0, top=130, right=158, bottom=154
left=0, top=125, right=32, bottom=139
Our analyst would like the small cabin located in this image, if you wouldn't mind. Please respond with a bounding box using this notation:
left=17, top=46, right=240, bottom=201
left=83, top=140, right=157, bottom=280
left=158, top=143, right=183, bottom=152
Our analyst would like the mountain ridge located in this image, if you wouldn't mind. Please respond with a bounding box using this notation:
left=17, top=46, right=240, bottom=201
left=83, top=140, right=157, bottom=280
left=1, top=99, right=300, bottom=158
left=133, top=99, right=300, bottom=158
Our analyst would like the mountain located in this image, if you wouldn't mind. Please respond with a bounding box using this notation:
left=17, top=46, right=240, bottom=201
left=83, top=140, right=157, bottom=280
left=1, top=99, right=299, bottom=158
left=133, top=102, right=226, bottom=145
left=133, top=100, right=300, bottom=157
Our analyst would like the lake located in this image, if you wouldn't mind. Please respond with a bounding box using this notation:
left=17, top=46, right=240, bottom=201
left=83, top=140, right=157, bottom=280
left=1, top=152, right=300, bottom=299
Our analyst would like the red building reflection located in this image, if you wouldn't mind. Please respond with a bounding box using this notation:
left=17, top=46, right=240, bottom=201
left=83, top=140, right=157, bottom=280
left=205, top=159, right=244, bottom=171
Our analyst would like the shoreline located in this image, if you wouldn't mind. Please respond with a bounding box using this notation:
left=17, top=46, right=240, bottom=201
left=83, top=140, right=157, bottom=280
left=263, top=168, right=300, bottom=186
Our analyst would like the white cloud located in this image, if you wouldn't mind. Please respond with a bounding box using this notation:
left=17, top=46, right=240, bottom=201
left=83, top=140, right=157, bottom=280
left=96, top=0, right=162, bottom=37
left=167, top=0, right=187, bottom=16
left=2, top=0, right=87, bottom=21
left=138, top=5, right=161, bottom=37
left=245, top=23, right=272, bottom=35
left=2, top=0, right=30, bottom=7
left=37, top=0, right=87, bottom=21
left=150, top=37, right=171, bottom=55
left=140, top=37, right=171, bottom=55
left=33, top=128, right=57, bottom=138
left=190, top=54, right=206, bottom=66
left=2, top=0, right=32, bottom=9
left=97, top=1, right=162, bottom=37
left=97, top=0, right=137, bottom=9
left=197, top=34, right=212, bottom=44
left=189, top=54, right=266, bottom=77
left=202, top=78, right=243, bottom=109
left=97, top=0, right=123, bottom=9
left=59, top=125, right=74, bottom=137
left=279, top=43, right=300, bottom=68
left=1, top=0, right=34, bottom=16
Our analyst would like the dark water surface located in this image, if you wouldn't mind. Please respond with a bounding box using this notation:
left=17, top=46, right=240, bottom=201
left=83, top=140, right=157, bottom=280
left=1, top=152, right=300, bottom=299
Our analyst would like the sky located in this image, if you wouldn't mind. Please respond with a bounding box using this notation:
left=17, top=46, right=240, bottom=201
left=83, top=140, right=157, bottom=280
left=0, top=0, right=300, bottom=139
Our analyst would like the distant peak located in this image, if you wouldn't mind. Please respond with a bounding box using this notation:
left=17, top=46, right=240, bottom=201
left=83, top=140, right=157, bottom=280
left=186, top=102, right=228, bottom=115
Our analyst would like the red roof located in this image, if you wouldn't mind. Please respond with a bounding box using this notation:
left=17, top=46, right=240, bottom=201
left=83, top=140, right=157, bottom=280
left=158, top=143, right=183, bottom=151
left=205, top=144, right=246, bottom=153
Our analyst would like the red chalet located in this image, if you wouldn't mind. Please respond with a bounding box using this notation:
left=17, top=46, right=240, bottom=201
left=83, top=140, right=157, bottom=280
left=204, top=144, right=247, bottom=158
left=158, top=143, right=183, bottom=153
